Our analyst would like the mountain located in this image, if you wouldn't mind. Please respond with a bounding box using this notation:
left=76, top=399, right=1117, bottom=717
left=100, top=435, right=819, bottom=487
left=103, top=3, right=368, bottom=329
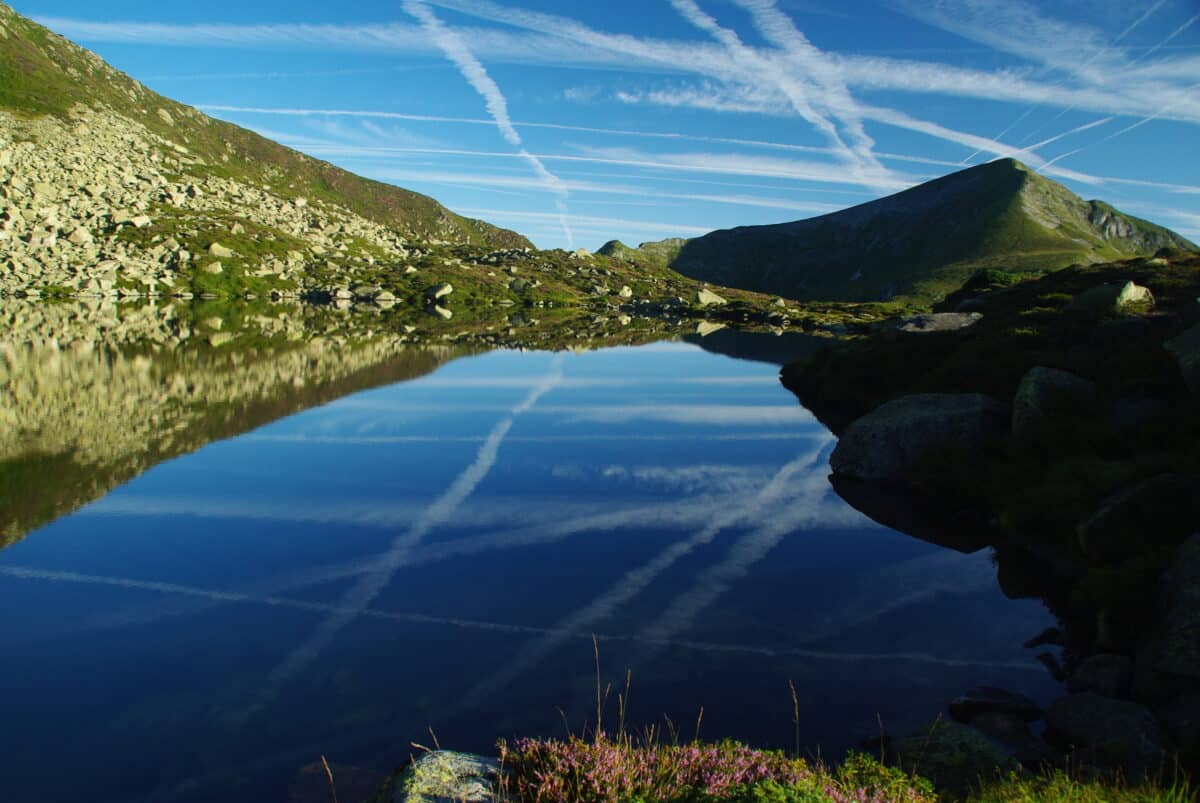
left=651, top=158, right=1195, bottom=303
left=0, top=2, right=532, bottom=299
left=596, top=237, right=688, bottom=269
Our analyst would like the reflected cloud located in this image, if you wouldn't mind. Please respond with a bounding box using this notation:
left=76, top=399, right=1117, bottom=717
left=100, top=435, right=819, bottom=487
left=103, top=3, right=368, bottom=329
left=536, top=404, right=814, bottom=426
left=257, top=360, right=563, bottom=704
left=455, top=437, right=834, bottom=710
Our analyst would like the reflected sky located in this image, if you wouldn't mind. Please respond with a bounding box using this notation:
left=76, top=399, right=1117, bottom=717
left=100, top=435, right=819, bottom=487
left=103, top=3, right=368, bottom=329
left=0, top=342, right=1058, bottom=803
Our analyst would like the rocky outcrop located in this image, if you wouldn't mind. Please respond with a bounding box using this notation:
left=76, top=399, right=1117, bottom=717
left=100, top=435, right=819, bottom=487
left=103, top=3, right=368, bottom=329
left=387, top=751, right=498, bottom=803
left=1068, top=280, right=1155, bottom=316
left=1045, top=694, right=1168, bottom=777
left=830, top=394, right=1008, bottom=484
left=1076, top=475, right=1200, bottom=563
left=1164, top=322, right=1200, bottom=393
left=894, top=312, right=982, bottom=333
left=1011, top=366, right=1097, bottom=443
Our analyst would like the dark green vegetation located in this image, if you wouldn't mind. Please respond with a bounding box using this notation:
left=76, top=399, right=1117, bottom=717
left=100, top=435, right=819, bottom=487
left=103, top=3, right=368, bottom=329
left=0, top=2, right=526, bottom=248
left=659, top=159, right=1194, bottom=304
left=782, top=251, right=1199, bottom=560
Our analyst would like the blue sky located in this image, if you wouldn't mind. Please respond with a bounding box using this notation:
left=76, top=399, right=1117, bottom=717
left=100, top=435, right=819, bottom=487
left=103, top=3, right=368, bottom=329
left=16, top=0, right=1200, bottom=250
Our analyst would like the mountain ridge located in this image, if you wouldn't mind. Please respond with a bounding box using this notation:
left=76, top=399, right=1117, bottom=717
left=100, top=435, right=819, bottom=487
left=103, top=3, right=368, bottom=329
left=619, top=159, right=1195, bottom=303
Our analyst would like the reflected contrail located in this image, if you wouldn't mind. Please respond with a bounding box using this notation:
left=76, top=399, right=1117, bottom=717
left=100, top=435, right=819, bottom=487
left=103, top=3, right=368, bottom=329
left=455, top=437, right=834, bottom=709
left=0, top=565, right=1041, bottom=671
left=259, top=359, right=563, bottom=699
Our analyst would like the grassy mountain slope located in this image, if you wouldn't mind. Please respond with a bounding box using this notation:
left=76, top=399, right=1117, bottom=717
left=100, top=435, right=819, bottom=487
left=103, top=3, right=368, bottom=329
left=0, top=2, right=528, bottom=249
left=668, top=159, right=1195, bottom=303
left=597, top=237, right=688, bottom=270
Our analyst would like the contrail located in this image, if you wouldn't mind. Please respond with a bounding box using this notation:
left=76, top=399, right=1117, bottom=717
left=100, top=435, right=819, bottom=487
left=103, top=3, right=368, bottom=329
left=0, top=564, right=1042, bottom=671
left=454, top=437, right=834, bottom=710
left=402, top=0, right=574, bottom=247
left=258, top=360, right=563, bottom=700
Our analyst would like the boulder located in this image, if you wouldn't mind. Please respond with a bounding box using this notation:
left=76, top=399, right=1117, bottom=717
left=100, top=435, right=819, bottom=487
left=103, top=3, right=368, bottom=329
left=830, top=394, right=1008, bottom=484
left=1077, top=475, right=1200, bottom=563
left=388, top=751, right=499, bottom=802
left=894, top=312, right=982, bottom=333
left=949, top=687, right=1042, bottom=723
left=619, top=285, right=633, bottom=298
left=696, top=288, right=727, bottom=306
left=890, top=720, right=1016, bottom=798
left=1011, top=366, right=1097, bottom=442
left=432, top=305, right=453, bottom=320
left=1068, top=281, right=1154, bottom=316
left=425, top=283, right=453, bottom=302
left=695, top=321, right=726, bottom=337
left=1135, top=535, right=1200, bottom=703
left=207, top=242, right=234, bottom=258
left=66, top=226, right=93, bottom=245
left=1067, top=654, right=1133, bottom=698
left=1160, top=692, right=1200, bottom=774
left=1164, top=323, right=1200, bottom=393
left=1045, top=693, right=1167, bottom=777
left=201, top=262, right=223, bottom=275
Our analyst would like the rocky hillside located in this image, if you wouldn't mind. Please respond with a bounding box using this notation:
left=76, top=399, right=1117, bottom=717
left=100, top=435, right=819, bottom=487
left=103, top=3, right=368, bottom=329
left=0, top=2, right=532, bottom=299
left=661, top=159, right=1195, bottom=303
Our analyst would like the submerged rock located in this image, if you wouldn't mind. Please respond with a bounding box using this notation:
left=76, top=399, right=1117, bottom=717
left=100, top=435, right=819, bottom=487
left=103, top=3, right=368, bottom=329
left=830, top=393, right=1008, bottom=484
left=894, top=312, right=982, bottom=333
left=949, top=687, right=1042, bottom=723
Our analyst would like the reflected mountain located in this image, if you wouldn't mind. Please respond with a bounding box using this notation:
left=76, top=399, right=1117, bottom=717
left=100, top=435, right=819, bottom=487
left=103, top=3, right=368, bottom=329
left=684, top=327, right=828, bottom=367
left=0, top=300, right=836, bottom=552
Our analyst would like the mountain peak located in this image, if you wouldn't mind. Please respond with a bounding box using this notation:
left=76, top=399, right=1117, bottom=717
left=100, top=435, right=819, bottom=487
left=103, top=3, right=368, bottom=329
left=669, top=160, right=1195, bottom=303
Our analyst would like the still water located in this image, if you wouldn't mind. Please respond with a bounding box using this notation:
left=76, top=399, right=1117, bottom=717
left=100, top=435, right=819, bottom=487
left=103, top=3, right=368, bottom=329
left=0, top=337, right=1057, bottom=802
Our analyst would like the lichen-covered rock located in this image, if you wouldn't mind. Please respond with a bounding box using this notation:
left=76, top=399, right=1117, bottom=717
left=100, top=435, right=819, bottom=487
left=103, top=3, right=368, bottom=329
left=1068, top=281, right=1154, bottom=315
left=392, top=751, right=498, bottom=803
left=1011, top=366, right=1097, bottom=442
left=1164, top=323, right=1200, bottom=393
left=1045, top=693, right=1168, bottom=777
left=830, top=394, right=1008, bottom=484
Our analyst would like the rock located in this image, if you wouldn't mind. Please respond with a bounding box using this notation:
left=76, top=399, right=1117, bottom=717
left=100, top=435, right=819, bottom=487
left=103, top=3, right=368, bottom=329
left=618, top=285, right=633, bottom=298
left=230, top=222, right=246, bottom=235
left=966, top=712, right=1058, bottom=768
left=1135, top=535, right=1200, bottom=703
left=425, top=283, right=453, bottom=302
left=949, top=686, right=1042, bottom=723
left=201, top=262, right=224, bottom=275
left=130, top=215, right=152, bottom=229
left=1045, top=693, right=1167, bottom=777
left=696, top=288, right=727, bottom=306
left=208, top=332, right=234, bottom=347
left=207, top=243, right=234, bottom=258
left=895, top=312, right=982, bottom=333
left=66, top=226, right=93, bottom=245
left=1011, top=366, right=1097, bottom=442
left=1069, top=281, right=1154, bottom=315
left=1164, top=323, right=1200, bottom=393
left=1077, top=475, right=1200, bottom=562
left=1160, top=692, right=1200, bottom=773
left=293, top=197, right=307, bottom=208
left=830, top=394, right=1008, bottom=484
left=1068, top=654, right=1133, bottom=698
left=508, top=278, right=530, bottom=292
left=618, top=315, right=632, bottom=326
left=890, top=720, right=1016, bottom=798
left=391, top=751, right=498, bottom=802
left=694, top=321, right=727, bottom=337
left=432, top=305, right=453, bottom=320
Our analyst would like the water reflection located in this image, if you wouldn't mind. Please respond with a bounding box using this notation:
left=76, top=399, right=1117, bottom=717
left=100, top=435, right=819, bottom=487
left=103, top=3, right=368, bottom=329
left=0, top=303, right=1058, bottom=803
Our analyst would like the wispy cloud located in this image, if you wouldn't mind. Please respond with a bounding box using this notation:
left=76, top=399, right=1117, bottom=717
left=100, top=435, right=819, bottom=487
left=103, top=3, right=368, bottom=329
left=403, top=0, right=574, bottom=246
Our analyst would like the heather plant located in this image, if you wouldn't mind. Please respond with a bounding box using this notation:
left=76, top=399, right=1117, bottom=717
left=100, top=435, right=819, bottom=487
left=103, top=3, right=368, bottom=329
left=497, top=737, right=936, bottom=803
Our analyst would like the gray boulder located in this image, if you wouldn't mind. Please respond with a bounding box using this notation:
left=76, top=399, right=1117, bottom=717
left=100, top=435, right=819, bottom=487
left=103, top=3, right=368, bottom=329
left=1011, top=366, right=1097, bottom=442
left=1067, top=654, right=1133, bottom=698
left=392, top=751, right=498, bottom=803
left=830, top=394, right=1008, bottom=484
left=1164, top=323, right=1200, bottom=393
left=1045, top=693, right=1168, bottom=777
left=696, top=288, right=727, bottom=306
left=1135, top=535, right=1200, bottom=703
left=890, top=720, right=1016, bottom=798
left=1077, top=476, right=1200, bottom=563
left=894, top=312, right=982, bottom=333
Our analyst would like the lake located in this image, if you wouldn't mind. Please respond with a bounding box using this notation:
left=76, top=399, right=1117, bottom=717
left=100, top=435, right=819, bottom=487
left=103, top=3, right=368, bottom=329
left=0, top=324, right=1059, bottom=802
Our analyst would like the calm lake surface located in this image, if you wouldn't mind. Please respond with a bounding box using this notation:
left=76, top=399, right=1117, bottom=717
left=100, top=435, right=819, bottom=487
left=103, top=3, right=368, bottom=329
left=0, top=336, right=1059, bottom=802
